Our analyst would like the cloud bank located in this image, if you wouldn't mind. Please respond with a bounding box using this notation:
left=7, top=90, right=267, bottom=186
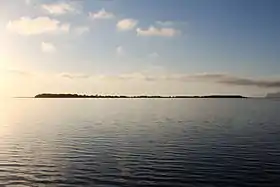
left=166, top=73, right=280, bottom=88
left=53, top=72, right=280, bottom=88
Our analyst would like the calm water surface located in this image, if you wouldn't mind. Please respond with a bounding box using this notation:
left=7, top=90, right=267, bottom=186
left=0, top=98, right=280, bottom=186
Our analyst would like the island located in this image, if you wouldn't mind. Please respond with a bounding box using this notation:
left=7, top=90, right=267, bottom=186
left=35, top=93, right=247, bottom=99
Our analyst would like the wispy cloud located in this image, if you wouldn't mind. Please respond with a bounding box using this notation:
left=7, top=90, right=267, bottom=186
left=136, top=26, right=181, bottom=37
left=41, top=1, right=81, bottom=15
left=117, top=19, right=138, bottom=31
left=7, top=69, right=33, bottom=77
left=73, top=26, right=90, bottom=35
left=48, top=71, right=280, bottom=89
left=41, top=42, right=56, bottom=53
left=160, top=73, right=280, bottom=88
left=7, top=17, right=70, bottom=35
left=89, top=9, right=115, bottom=20
left=215, top=75, right=280, bottom=88
left=95, top=72, right=280, bottom=88
left=116, top=46, right=125, bottom=56
left=60, top=73, right=90, bottom=79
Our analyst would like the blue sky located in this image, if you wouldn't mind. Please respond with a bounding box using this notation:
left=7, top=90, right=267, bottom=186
left=0, top=0, right=279, bottom=96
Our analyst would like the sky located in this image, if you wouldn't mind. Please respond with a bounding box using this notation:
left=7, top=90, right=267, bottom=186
left=0, top=0, right=279, bottom=97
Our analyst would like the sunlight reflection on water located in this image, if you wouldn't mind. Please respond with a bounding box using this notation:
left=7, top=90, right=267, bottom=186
left=0, top=98, right=280, bottom=186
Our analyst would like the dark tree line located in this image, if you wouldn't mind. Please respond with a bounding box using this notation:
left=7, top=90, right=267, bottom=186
left=35, top=93, right=246, bottom=99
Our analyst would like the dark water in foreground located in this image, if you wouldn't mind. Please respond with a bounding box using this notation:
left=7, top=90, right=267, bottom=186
left=0, top=99, right=280, bottom=186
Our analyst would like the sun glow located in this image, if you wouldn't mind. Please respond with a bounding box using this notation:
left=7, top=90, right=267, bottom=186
left=0, top=32, right=11, bottom=97
left=0, top=34, right=9, bottom=69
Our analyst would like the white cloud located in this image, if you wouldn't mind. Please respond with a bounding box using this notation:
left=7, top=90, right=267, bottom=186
left=74, top=26, right=90, bottom=35
left=117, top=19, right=138, bottom=31
left=7, top=17, right=70, bottom=35
left=41, top=42, right=56, bottom=53
left=136, top=26, right=181, bottom=37
left=116, top=46, right=125, bottom=56
left=42, top=2, right=81, bottom=15
left=89, top=9, right=115, bottom=20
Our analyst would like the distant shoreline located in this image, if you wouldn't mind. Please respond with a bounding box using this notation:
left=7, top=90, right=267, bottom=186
left=34, top=93, right=248, bottom=99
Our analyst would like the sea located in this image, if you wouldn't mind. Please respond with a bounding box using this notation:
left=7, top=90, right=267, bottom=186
left=0, top=98, right=280, bottom=186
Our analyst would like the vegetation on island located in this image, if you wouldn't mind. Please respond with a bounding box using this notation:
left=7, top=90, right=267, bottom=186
left=35, top=93, right=247, bottom=99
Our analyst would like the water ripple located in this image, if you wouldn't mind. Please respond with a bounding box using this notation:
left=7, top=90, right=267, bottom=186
left=1, top=99, right=280, bottom=186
